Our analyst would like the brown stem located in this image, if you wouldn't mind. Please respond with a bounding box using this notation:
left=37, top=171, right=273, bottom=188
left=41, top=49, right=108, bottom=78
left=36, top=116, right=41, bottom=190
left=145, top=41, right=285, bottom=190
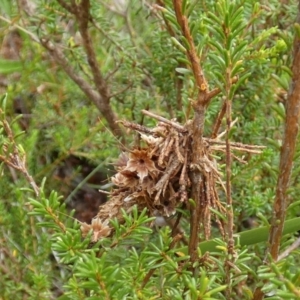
left=172, top=2, right=208, bottom=98
left=210, top=77, right=238, bottom=138
left=224, top=78, right=234, bottom=299
left=207, top=77, right=238, bottom=106
left=141, top=268, right=156, bottom=289
left=54, top=0, right=124, bottom=141
left=225, top=79, right=234, bottom=255
left=56, top=0, right=75, bottom=13
left=267, top=3, right=300, bottom=262
left=172, top=0, right=210, bottom=271
left=171, top=211, right=182, bottom=237
left=253, top=4, right=300, bottom=300
left=188, top=105, right=206, bottom=265
left=76, top=1, right=109, bottom=100
left=211, top=100, right=227, bottom=139
left=225, top=141, right=233, bottom=249
left=40, top=38, right=124, bottom=141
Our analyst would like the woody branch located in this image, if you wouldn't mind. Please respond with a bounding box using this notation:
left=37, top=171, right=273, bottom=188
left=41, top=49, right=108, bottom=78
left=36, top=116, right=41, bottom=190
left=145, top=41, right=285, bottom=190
left=172, top=0, right=210, bottom=268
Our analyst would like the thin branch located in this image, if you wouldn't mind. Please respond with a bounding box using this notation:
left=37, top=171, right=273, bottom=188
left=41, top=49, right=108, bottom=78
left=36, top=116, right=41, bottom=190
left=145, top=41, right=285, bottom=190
left=0, top=16, right=39, bottom=42
left=124, top=7, right=138, bottom=49
left=56, top=0, right=76, bottom=13
left=277, top=236, right=300, bottom=261
left=211, top=99, right=226, bottom=139
left=210, top=146, right=263, bottom=154
left=76, top=1, right=110, bottom=101
left=0, top=113, right=40, bottom=197
left=40, top=38, right=123, bottom=140
left=57, top=0, right=124, bottom=140
left=155, top=1, right=177, bottom=37
left=98, top=0, right=126, bottom=17
left=141, top=110, right=187, bottom=133
left=105, top=58, right=123, bottom=81
left=141, top=268, right=156, bottom=289
left=210, top=78, right=239, bottom=139
left=109, top=82, right=134, bottom=99
left=207, top=76, right=238, bottom=104
left=117, top=120, right=153, bottom=134
left=172, top=1, right=208, bottom=100
left=206, top=139, right=266, bottom=150
left=216, top=117, right=239, bottom=139
left=91, top=19, right=152, bottom=80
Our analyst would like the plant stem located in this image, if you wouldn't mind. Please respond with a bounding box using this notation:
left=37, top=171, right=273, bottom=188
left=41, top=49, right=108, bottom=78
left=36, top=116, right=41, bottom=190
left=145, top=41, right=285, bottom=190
left=266, top=10, right=300, bottom=261
left=172, top=0, right=209, bottom=270
left=253, top=3, right=300, bottom=299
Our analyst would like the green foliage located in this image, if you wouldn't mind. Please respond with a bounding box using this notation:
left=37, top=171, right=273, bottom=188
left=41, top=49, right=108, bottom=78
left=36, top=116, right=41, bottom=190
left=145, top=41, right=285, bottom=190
left=1, top=0, right=300, bottom=299
left=0, top=59, right=23, bottom=74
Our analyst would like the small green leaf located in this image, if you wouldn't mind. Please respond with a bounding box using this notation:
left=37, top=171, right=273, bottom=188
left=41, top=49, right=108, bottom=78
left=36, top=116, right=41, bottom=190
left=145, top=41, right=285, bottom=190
left=181, top=0, right=188, bottom=15
left=170, top=37, right=187, bottom=53
left=175, top=67, right=191, bottom=75
left=0, top=59, right=22, bottom=74
left=0, top=93, right=8, bottom=111
left=205, top=285, right=227, bottom=296
left=198, top=270, right=209, bottom=295
left=188, top=198, right=196, bottom=208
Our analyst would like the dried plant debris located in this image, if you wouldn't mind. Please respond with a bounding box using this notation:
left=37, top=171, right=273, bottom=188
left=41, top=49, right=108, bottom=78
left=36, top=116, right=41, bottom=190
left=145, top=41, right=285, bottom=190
left=81, top=111, right=265, bottom=242
left=80, top=218, right=111, bottom=242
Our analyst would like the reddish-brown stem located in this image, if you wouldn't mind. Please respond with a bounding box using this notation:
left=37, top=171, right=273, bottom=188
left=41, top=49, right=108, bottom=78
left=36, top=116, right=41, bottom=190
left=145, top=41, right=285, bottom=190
left=253, top=4, right=300, bottom=300
left=211, top=100, right=226, bottom=139
left=171, top=211, right=182, bottom=237
left=266, top=19, right=300, bottom=261
left=172, top=2, right=208, bottom=98
left=208, top=76, right=238, bottom=103
left=211, top=77, right=238, bottom=138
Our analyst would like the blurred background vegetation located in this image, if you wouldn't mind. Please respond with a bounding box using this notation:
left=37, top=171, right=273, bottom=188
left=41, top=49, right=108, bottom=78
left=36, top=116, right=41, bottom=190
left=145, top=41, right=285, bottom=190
left=1, top=0, right=300, bottom=299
